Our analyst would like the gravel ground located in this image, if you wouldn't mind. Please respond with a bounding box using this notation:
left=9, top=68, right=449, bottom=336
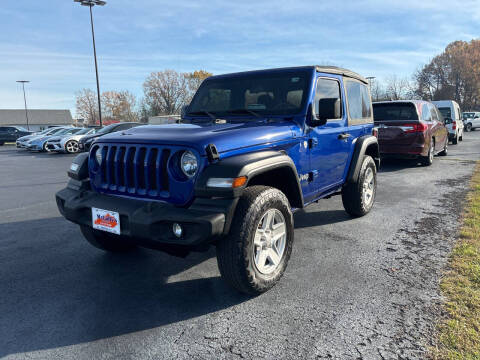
left=1, top=132, right=480, bottom=360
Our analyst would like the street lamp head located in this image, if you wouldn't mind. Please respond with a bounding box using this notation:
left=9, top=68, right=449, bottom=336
left=74, top=0, right=106, bottom=6
left=16, top=80, right=30, bottom=83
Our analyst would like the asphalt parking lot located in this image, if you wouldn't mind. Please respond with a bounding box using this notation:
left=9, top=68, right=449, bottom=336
left=1, top=134, right=480, bottom=360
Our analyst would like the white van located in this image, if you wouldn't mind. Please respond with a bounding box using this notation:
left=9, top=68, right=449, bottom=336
left=432, top=100, right=464, bottom=144
left=462, top=111, right=480, bottom=131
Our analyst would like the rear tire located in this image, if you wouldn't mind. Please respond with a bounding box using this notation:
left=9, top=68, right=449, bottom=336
left=452, top=133, right=458, bottom=144
left=466, top=123, right=472, bottom=132
left=341, top=155, right=377, bottom=217
left=216, top=186, right=294, bottom=295
left=421, top=139, right=434, bottom=166
left=80, top=225, right=136, bottom=252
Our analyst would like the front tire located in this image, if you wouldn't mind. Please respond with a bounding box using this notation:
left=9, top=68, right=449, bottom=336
left=80, top=225, right=136, bottom=252
left=341, top=155, right=377, bottom=217
left=65, top=140, right=79, bottom=154
left=216, top=186, right=294, bottom=295
left=466, top=123, right=472, bottom=131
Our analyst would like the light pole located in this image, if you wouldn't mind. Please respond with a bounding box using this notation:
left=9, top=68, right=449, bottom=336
left=16, top=80, right=30, bottom=130
left=74, top=0, right=106, bottom=127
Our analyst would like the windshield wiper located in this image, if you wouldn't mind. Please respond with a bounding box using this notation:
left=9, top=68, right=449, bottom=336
left=187, top=110, right=217, bottom=121
left=226, top=108, right=262, bottom=118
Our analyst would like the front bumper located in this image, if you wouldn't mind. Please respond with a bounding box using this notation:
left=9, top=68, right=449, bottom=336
left=26, top=143, right=44, bottom=151
left=56, top=184, right=234, bottom=247
left=46, top=142, right=64, bottom=152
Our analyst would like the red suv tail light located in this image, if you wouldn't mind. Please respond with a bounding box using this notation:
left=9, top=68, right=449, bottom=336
left=452, top=121, right=456, bottom=130
left=402, top=123, right=428, bottom=133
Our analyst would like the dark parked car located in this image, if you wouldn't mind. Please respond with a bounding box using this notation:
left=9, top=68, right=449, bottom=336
left=78, top=122, right=143, bottom=152
left=0, top=126, right=32, bottom=145
left=373, top=100, right=448, bottom=165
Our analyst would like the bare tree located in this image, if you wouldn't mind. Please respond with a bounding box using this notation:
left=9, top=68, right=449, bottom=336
left=75, top=88, right=98, bottom=125
left=143, top=70, right=189, bottom=115
left=369, top=78, right=387, bottom=102
left=101, top=90, right=138, bottom=122
left=385, top=75, right=411, bottom=100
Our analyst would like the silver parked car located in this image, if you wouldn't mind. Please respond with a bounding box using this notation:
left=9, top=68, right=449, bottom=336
left=46, top=128, right=98, bottom=153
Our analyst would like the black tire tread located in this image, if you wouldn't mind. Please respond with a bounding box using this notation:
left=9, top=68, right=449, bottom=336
left=217, top=186, right=293, bottom=295
left=341, top=156, right=376, bottom=217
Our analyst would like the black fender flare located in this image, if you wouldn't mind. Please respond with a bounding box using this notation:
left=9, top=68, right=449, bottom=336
left=346, top=135, right=380, bottom=183
left=195, top=151, right=303, bottom=207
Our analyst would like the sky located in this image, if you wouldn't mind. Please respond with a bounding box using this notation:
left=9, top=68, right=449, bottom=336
left=0, top=0, right=479, bottom=117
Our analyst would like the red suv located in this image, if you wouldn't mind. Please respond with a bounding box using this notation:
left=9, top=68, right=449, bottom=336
left=372, top=100, right=448, bottom=166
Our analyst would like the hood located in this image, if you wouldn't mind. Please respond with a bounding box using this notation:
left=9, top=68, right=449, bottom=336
left=97, top=121, right=299, bottom=156
left=18, top=134, right=39, bottom=141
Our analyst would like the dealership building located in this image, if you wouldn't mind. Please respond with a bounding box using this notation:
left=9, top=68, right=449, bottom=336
left=0, top=109, right=73, bottom=132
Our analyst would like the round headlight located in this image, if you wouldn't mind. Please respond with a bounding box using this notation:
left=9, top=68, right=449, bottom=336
left=180, top=150, right=198, bottom=178
left=95, top=148, right=103, bottom=165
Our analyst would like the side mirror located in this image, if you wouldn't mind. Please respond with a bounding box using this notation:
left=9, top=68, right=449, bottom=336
left=312, top=98, right=341, bottom=126
left=181, top=104, right=190, bottom=118
left=475, top=116, right=479, bottom=119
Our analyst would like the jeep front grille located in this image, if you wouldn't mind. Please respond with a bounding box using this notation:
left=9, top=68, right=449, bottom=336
left=96, top=144, right=171, bottom=197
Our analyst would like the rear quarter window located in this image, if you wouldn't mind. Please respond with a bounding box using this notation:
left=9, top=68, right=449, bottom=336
left=345, top=80, right=372, bottom=124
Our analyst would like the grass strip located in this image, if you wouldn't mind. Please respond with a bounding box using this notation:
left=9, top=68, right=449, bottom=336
left=432, top=162, right=480, bottom=359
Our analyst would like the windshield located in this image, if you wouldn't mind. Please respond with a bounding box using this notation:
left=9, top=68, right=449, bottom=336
left=438, top=107, right=452, bottom=119
left=75, top=128, right=91, bottom=135
left=373, top=103, right=418, bottom=121
left=16, top=126, right=28, bottom=132
left=95, top=124, right=118, bottom=135
left=188, top=70, right=311, bottom=117
left=45, top=127, right=64, bottom=135
left=463, top=112, right=475, bottom=119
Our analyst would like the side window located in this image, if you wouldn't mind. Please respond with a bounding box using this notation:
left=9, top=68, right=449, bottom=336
left=0, top=127, right=7, bottom=132
left=422, top=104, right=432, bottom=121
left=315, top=78, right=342, bottom=120
left=345, top=80, right=372, bottom=124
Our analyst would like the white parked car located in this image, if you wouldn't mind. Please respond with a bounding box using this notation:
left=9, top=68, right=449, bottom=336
left=432, top=100, right=464, bottom=144
left=46, top=128, right=97, bottom=153
left=462, top=111, right=480, bottom=132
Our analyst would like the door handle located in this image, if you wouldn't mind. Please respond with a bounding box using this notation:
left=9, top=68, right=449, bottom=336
left=338, top=133, right=351, bottom=140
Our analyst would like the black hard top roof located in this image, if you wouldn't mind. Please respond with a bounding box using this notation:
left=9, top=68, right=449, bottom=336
left=212, top=65, right=368, bottom=84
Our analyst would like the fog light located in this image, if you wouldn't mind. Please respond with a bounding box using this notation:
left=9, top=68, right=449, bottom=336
left=172, top=223, right=183, bottom=238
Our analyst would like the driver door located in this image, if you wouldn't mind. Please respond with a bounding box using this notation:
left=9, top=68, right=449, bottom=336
left=306, top=77, right=351, bottom=200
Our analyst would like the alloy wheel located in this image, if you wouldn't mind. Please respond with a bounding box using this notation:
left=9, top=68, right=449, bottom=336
left=66, top=141, right=79, bottom=153
left=363, top=167, right=375, bottom=206
left=253, top=208, right=286, bottom=275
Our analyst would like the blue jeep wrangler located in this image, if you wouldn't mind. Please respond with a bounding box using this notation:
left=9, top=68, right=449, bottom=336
left=56, top=66, right=379, bottom=294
